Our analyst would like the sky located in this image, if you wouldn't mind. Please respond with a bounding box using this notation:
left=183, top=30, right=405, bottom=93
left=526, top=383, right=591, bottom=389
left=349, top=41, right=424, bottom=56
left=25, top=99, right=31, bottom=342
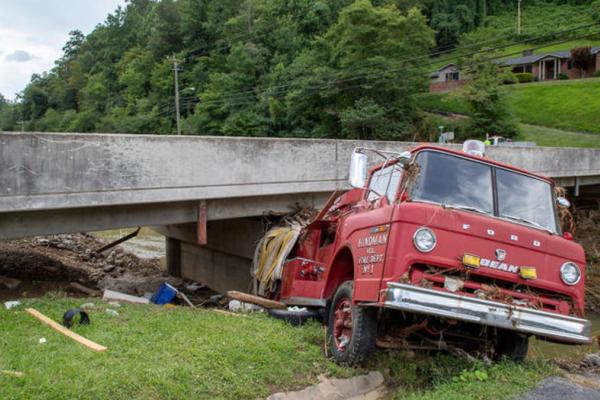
left=0, top=0, right=126, bottom=101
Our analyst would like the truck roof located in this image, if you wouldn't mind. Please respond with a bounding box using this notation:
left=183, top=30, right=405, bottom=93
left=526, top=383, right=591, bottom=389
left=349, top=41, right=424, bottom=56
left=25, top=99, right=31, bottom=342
left=410, top=144, right=554, bottom=185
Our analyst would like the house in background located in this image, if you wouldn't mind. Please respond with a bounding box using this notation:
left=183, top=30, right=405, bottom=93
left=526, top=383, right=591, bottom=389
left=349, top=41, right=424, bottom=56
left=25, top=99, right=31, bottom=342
left=429, top=63, right=463, bottom=92
left=428, top=46, right=600, bottom=92
left=500, top=47, right=600, bottom=80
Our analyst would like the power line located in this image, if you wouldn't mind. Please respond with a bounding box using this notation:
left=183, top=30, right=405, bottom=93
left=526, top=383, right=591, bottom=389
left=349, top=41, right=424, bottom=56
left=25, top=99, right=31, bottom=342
left=192, top=21, right=600, bottom=107
left=189, top=23, right=600, bottom=109
left=206, top=30, right=600, bottom=110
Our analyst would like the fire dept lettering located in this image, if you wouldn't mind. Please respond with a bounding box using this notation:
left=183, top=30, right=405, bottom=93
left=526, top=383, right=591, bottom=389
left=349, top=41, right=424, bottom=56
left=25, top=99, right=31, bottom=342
left=358, top=233, right=387, bottom=248
left=357, top=233, right=387, bottom=275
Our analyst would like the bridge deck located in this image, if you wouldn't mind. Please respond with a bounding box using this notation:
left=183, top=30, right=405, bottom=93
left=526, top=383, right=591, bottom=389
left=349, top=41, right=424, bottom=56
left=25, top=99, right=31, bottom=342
left=1, top=132, right=599, bottom=239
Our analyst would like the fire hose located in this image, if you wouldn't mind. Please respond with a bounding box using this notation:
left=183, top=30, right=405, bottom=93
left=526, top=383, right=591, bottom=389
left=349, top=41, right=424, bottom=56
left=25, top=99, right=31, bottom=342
left=252, top=226, right=300, bottom=296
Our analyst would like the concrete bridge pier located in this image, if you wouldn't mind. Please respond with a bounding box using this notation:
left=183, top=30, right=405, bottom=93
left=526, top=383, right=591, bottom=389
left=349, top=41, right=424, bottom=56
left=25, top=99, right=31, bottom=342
left=157, top=218, right=264, bottom=293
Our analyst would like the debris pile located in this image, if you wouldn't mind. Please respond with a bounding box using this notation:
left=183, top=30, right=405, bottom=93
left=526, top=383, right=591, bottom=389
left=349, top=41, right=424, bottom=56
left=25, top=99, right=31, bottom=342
left=574, top=208, right=600, bottom=311
left=0, top=233, right=183, bottom=299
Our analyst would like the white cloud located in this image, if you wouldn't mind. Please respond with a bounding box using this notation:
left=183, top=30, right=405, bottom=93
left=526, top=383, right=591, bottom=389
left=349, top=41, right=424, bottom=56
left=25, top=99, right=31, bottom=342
left=0, top=0, right=126, bottom=100
left=5, top=50, right=38, bottom=63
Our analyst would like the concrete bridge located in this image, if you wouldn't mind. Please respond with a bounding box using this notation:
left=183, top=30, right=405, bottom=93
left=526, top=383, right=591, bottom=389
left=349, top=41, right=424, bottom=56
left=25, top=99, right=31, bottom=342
left=1, top=132, right=600, bottom=292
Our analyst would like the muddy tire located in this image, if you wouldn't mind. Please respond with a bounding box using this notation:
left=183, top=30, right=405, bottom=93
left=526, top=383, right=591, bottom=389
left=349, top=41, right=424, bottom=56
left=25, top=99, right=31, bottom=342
left=495, top=330, right=529, bottom=362
left=327, top=281, right=377, bottom=365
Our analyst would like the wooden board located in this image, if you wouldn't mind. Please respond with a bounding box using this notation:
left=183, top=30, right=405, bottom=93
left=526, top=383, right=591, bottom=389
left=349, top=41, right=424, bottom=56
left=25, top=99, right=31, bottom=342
left=25, top=308, right=107, bottom=352
left=227, top=290, right=287, bottom=309
left=102, top=289, right=150, bottom=305
left=69, top=282, right=100, bottom=297
left=1, top=370, right=24, bottom=377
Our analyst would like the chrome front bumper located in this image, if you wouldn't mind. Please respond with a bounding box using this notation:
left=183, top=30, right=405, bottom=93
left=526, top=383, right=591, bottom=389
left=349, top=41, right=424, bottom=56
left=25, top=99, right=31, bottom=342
left=384, top=282, right=591, bottom=344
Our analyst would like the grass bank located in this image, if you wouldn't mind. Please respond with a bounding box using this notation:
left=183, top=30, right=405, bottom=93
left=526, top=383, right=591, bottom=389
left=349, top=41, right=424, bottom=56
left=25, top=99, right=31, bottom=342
left=418, top=78, right=600, bottom=136
left=0, top=294, right=553, bottom=399
left=519, top=124, right=600, bottom=148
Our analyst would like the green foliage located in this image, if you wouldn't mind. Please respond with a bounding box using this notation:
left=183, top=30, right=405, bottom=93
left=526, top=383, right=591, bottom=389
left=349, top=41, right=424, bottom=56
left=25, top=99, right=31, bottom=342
left=460, top=53, right=519, bottom=138
left=397, top=360, right=554, bottom=400
left=593, top=70, right=600, bottom=77
left=1, top=0, right=596, bottom=138
left=515, top=72, right=534, bottom=83
left=593, top=0, right=600, bottom=22
left=419, top=78, right=600, bottom=134
left=499, top=70, right=518, bottom=85
left=558, top=72, right=569, bottom=80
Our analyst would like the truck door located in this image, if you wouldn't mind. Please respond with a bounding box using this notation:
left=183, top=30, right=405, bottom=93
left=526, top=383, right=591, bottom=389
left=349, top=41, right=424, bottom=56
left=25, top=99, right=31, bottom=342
left=353, top=163, right=402, bottom=301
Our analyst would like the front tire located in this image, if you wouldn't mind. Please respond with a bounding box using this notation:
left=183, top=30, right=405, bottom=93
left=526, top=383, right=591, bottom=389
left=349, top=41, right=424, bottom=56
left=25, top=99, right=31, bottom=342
left=495, top=330, right=529, bottom=362
left=327, top=281, right=377, bottom=365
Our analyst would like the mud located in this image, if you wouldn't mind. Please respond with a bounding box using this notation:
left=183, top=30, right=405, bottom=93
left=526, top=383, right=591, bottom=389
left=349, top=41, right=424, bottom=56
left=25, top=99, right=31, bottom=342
left=0, top=233, right=200, bottom=300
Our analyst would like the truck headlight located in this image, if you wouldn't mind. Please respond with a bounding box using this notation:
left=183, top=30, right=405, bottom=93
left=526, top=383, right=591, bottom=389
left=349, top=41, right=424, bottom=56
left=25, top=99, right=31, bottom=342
left=560, top=262, right=581, bottom=285
left=413, top=227, right=436, bottom=253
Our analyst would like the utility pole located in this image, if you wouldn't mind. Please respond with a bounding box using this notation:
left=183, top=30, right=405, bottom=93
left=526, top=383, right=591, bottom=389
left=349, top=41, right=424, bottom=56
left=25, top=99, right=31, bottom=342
left=172, top=55, right=182, bottom=135
left=517, top=0, right=522, bottom=35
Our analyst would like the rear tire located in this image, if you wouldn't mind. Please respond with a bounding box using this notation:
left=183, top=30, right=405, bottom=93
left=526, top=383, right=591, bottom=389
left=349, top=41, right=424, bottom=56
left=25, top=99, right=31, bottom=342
left=327, top=281, right=377, bottom=365
left=495, top=330, right=529, bottom=362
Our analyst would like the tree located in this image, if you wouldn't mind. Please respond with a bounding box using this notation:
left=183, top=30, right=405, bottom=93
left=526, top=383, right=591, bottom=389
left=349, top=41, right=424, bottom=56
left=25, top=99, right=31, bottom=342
left=593, top=0, right=600, bottom=23
left=62, top=30, right=85, bottom=59
left=571, top=46, right=594, bottom=78
left=460, top=53, right=519, bottom=138
left=282, top=1, right=434, bottom=139
left=148, top=0, right=183, bottom=58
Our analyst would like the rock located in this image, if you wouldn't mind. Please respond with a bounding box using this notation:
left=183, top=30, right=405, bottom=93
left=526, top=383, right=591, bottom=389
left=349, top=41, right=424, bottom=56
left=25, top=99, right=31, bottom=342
left=0, top=275, right=21, bottom=290
left=583, top=353, right=600, bottom=367
left=103, top=264, right=116, bottom=273
left=268, top=371, right=386, bottom=400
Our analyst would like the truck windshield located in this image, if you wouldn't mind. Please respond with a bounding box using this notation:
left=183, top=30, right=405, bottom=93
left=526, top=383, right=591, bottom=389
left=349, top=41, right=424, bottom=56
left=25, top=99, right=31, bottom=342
left=411, top=150, right=558, bottom=233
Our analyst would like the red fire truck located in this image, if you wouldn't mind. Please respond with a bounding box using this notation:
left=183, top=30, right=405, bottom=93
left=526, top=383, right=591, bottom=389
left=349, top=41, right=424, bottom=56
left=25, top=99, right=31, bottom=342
left=259, top=141, right=591, bottom=365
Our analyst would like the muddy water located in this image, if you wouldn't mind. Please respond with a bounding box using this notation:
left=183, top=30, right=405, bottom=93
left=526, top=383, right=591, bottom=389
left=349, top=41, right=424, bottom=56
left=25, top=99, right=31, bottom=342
left=94, top=228, right=166, bottom=260
left=529, top=313, right=600, bottom=360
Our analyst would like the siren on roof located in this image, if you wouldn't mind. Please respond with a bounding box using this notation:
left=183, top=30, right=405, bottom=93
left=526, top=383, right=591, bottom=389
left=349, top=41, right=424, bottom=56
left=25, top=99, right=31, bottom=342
left=462, top=140, right=485, bottom=157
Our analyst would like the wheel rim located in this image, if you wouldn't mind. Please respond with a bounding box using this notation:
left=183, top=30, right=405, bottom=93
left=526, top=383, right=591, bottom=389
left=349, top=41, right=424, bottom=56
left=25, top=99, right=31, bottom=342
left=333, top=298, right=353, bottom=352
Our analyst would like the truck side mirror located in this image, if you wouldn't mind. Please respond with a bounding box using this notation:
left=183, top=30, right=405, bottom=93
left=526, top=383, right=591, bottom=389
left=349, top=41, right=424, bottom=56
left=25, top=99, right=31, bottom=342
left=556, top=196, right=571, bottom=209
left=398, top=151, right=411, bottom=166
left=349, top=150, right=368, bottom=189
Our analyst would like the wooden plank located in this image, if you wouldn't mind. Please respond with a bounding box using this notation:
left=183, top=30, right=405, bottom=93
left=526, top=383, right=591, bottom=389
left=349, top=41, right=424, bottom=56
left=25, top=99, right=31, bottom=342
left=227, top=290, right=287, bottom=309
left=25, top=308, right=107, bottom=352
left=102, top=289, right=150, bottom=305
left=177, top=292, right=195, bottom=308
left=70, top=282, right=100, bottom=297
left=1, top=370, right=24, bottom=377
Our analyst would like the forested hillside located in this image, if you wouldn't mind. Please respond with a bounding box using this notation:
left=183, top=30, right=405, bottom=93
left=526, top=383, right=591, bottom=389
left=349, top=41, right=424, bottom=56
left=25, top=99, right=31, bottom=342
left=0, top=0, right=598, bottom=140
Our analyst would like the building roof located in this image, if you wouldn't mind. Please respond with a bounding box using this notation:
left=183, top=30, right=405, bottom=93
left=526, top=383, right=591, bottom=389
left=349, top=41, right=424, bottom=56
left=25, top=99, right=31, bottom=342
left=430, top=63, right=458, bottom=78
left=500, top=46, right=600, bottom=66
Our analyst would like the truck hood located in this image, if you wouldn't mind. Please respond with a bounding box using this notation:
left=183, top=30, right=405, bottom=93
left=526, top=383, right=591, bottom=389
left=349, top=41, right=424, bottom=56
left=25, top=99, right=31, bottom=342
left=386, top=202, right=586, bottom=311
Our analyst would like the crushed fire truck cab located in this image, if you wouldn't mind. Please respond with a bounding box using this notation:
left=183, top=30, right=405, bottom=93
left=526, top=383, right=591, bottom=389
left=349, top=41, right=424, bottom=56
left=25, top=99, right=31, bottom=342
left=256, top=141, right=591, bottom=365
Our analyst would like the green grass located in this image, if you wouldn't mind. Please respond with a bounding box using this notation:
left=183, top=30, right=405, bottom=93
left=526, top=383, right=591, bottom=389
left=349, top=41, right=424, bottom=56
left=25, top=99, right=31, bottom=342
left=0, top=294, right=554, bottom=399
left=0, top=294, right=349, bottom=400
left=520, top=124, right=600, bottom=148
left=506, top=78, right=600, bottom=133
left=417, top=92, right=471, bottom=115
left=418, top=78, right=600, bottom=136
left=396, top=361, right=553, bottom=400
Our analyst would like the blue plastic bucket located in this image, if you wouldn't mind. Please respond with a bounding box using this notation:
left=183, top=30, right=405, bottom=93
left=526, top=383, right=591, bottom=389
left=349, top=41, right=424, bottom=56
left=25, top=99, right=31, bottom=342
left=151, top=282, right=178, bottom=305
